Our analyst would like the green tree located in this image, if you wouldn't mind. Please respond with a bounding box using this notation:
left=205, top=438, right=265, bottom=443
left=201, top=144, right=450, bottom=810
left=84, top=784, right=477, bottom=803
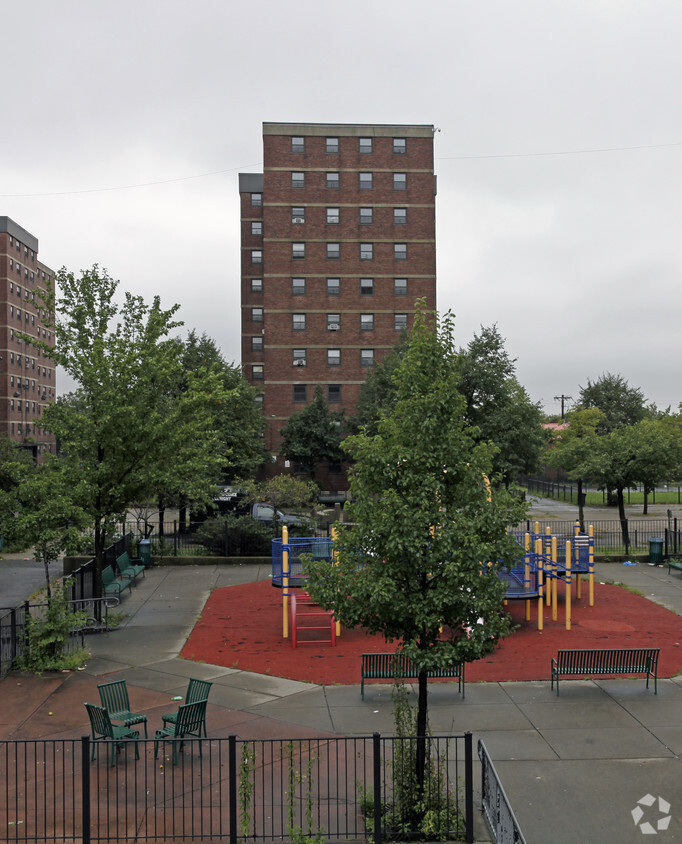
left=459, top=325, right=546, bottom=485
left=279, top=385, right=345, bottom=476
left=578, top=373, right=648, bottom=433
left=11, top=457, right=88, bottom=600
left=354, top=333, right=410, bottom=435
left=33, top=265, right=228, bottom=592
left=625, top=418, right=682, bottom=514
left=545, top=407, right=604, bottom=529
left=304, top=309, right=525, bottom=809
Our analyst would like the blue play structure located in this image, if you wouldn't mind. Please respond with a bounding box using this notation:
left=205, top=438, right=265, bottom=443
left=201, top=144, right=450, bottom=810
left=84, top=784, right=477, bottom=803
left=271, top=537, right=333, bottom=587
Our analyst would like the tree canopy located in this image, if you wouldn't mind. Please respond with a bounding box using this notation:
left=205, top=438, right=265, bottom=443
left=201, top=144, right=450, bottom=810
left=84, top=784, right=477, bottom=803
left=304, top=308, right=526, bottom=789
left=33, top=266, right=250, bottom=586
left=578, top=373, right=648, bottom=433
left=279, top=384, right=345, bottom=473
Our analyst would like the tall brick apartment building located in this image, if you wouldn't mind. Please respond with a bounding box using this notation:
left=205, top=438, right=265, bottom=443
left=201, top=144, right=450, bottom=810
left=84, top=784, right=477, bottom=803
left=0, top=217, right=56, bottom=457
left=240, top=122, right=436, bottom=483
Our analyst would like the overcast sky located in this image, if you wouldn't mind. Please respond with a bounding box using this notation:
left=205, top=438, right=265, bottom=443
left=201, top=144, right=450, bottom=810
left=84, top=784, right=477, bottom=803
left=3, top=1, right=681, bottom=415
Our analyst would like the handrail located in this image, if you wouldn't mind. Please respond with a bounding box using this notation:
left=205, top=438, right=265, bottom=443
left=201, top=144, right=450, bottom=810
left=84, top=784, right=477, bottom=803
left=478, top=739, right=527, bottom=844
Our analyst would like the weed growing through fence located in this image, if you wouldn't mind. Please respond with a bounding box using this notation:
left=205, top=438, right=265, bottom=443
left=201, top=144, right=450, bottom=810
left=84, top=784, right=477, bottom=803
left=239, top=743, right=256, bottom=841
left=361, top=682, right=466, bottom=841
left=286, top=742, right=325, bottom=844
left=19, top=579, right=89, bottom=672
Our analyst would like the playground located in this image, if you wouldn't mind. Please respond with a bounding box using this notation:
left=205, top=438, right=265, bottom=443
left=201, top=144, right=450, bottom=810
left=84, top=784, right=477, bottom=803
left=181, top=525, right=682, bottom=686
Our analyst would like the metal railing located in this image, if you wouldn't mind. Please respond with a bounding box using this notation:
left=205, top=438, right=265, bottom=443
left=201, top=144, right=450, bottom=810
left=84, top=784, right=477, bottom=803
left=478, top=739, right=526, bottom=844
left=0, top=732, right=474, bottom=843
left=513, top=518, right=675, bottom=555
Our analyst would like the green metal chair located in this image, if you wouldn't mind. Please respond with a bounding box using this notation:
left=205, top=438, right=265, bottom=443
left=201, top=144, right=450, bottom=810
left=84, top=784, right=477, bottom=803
left=97, top=679, right=148, bottom=738
left=154, top=700, right=207, bottom=765
left=161, top=678, right=212, bottom=736
left=84, top=702, right=140, bottom=767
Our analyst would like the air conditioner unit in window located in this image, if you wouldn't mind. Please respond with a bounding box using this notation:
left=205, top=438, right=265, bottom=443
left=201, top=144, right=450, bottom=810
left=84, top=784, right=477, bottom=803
left=292, top=217, right=304, bottom=224
left=328, top=323, right=340, bottom=330
left=293, top=359, right=306, bottom=366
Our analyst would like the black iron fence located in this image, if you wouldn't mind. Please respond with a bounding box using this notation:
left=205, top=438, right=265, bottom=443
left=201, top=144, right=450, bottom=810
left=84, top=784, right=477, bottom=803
left=518, top=475, right=682, bottom=505
left=513, top=518, right=680, bottom=556
left=478, top=740, right=526, bottom=844
left=0, top=732, right=474, bottom=843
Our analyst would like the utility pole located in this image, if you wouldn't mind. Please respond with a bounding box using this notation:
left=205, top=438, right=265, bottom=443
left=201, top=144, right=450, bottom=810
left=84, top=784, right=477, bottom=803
left=554, top=395, right=572, bottom=420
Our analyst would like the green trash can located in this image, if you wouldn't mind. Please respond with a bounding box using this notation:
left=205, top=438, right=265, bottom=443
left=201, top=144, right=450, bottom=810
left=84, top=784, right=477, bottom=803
left=138, top=538, right=152, bottom=567
left=649, top=537, right=664, bottom=565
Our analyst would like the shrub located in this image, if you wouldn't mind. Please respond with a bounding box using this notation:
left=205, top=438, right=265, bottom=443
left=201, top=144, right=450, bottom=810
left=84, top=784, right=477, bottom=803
left=196, top=513, right=272, bottom=556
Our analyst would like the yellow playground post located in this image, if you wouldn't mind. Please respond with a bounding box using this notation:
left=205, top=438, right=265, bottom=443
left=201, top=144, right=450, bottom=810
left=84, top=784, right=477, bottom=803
left=565, top=539, right=572, bottom=630
left=588, top=524, right=595, bottom=606
left=282, top=525, right=289, bottom=639
left=535, top=537, right=544, bottom=631
left=331, top=525, right=341, bottom=638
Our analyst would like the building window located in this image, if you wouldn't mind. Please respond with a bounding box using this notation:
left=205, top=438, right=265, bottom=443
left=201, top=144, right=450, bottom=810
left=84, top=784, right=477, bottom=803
left=293, top=348, right=307, bottom=366
left=292, top=277, right=306, bottom=296
left=292, top=171, right=305, bottom=188
left=251, top=336, right=264, bottom=351
left=326, top=137, right=339, bottom=153
left=360, top=243, right=373, bottom=260
left=327, top=242, right=340, bottom=259
left=292, top=242, right=305, bottom=259
left=361, top=349, right=375, bottom=367
left=359, top=172, right=373, bottom=190
left=328, top=384, right=341, bottom=403
left=291, top=136, right=305, bottom=153
left=293, top=384, right=307, bottom=402
left=251, top=250, right=263, bottom=264
left=360, top=278, right=374, bottom=296
left=395, top=313, right=408, bottom=330
left=394, top=278, right=408, bottom=295
left=360, top=207, right=373, bottom=225
left=359, top=137, right=373, bottom=154
left=251, top=278, right=263, bottom=293
left=394, top=244, right=407, bottom=260
left=251, top=221, right=263, bottom=236
left=252, top=365, right=264, bottom=380
left=328, top=460, right=342, bottom=474
left=327, top=313, right=341, bottom=330
left=326, top=172, right=340, bottom=189
left=292, top=206, right=305, bottom=223
left=326, top=207, right=340, bottom=224
left=251, top=192, right=262, bottom=206
left=394, top=207, right=407, bottom=225
left=327, top=277, right=340, bottom=296
left=327, top=348, right=341, bottom=366
left=393, top=138, right=406, bottom=154
left=361, top=313, right=374, bottom=331
left=394, top=173, right=407, bottom=190
left=292, top=313, right=306, bottom=331
left=251, top=307, right=263, bottom=322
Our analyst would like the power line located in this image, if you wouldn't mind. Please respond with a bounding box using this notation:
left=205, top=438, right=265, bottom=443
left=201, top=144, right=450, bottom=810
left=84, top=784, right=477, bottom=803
left=0, top=162, right=263, bottom=198
left=438, top=140, right=682, bottom=161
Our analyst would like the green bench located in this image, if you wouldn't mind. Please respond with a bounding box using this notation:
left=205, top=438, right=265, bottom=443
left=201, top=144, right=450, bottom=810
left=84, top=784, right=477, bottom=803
left=116, top=551, right=146, bottom=585
left=551, top=648, right=660, bottom=695
left=667, top=558, right=682, bottom=576
left=102, top=564, right=131, bottom=596
left=361, top=653, right=465, bottom=700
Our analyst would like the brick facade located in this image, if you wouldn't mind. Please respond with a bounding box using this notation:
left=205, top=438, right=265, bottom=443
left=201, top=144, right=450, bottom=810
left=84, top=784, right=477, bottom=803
left=0, top=217, right=56, bottom=457
left=240, top=123, right=436, bottom=487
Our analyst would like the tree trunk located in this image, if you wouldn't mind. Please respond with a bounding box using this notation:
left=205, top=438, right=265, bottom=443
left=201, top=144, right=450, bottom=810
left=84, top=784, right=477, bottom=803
left=158, top=496, right=165, bottom=537
left=577, top=478, right=585, bottom=532
left=643, top=486, right=649, bottom=515
left=93, top=521, right=104, bottom=601
left=179, top=502, right=187, bottom=534
left=617, top=487, right=630, bottom=555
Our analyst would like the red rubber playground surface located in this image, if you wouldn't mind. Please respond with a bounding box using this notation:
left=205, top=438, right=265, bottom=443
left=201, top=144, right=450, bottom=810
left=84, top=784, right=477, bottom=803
left=181, top=579, right=682, bottom=685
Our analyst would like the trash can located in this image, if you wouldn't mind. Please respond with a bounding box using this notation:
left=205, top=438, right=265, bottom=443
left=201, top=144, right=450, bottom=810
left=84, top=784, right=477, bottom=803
left=138, top=538, right=152, bottom=567
left=649, top=537, right=664, bottom=565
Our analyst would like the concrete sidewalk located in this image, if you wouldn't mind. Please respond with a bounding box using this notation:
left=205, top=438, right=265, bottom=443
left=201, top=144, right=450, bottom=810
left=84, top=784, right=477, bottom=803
left=2, top=560, right=680, bottom=843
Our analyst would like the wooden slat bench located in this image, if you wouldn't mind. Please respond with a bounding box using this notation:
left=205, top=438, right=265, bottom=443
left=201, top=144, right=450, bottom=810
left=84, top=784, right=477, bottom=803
left=551, top=648, right=659, bottom=696
left=361, top=653, right=465, bottom=700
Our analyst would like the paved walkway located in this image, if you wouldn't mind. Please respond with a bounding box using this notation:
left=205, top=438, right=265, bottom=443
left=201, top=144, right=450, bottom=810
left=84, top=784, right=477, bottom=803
left=2, top=559, right=681, bottom=843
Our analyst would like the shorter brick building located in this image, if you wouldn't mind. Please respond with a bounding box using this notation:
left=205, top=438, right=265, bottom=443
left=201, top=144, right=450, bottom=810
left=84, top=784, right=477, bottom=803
left=240, top=122, right=437, bottom=488
left=0, top=217, right=56, bottom=457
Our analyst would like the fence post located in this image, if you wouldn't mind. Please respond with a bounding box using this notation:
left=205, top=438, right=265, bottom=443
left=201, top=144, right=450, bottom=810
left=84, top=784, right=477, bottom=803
left=81, top=736, right=91, bottom=844
left=228, top=734, right=237, bottom=844
left=373, top=732, right=382, bottom=844
left=464, top=731, right=474, bottom=844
